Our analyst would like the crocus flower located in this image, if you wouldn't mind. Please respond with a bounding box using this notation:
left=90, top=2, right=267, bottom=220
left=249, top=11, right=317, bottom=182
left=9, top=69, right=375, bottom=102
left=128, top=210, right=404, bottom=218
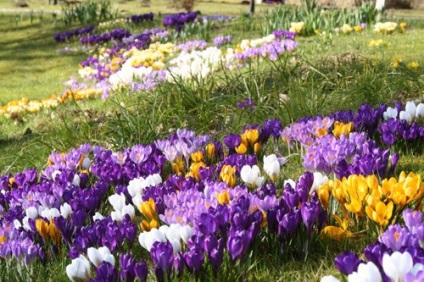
left=240, top=165, right=264, bottom=188
left=382, top=251, right=413, bottom=282
left=263, top=154, right=281, bottom=181
left=334, top=251, right=362, bottom=275
left=347, top=261, right=382, bottom=282
left=66, top=255, right=91, bottom=282
left=87, top=246, right=115, bottom=267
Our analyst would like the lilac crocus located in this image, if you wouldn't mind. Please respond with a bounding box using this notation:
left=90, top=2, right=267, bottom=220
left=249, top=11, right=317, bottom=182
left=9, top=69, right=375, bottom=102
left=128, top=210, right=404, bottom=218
left=379, top=224, right=411, bottom=251
left=404, top=209, right=423, bottom=233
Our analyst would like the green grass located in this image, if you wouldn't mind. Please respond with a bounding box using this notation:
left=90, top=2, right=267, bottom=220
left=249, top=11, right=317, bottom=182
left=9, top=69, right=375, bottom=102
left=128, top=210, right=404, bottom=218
left=0, top=3, right=424, bottom=281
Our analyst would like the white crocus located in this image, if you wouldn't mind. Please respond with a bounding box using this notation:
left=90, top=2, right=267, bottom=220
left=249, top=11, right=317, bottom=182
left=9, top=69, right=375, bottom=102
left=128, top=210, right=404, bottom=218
left=382, top=251, right=413, bottom=282
left=240, top=165, right=264, bottom=188
left=405, top=101, right=417, bottom=118
left=92, top=212, right=104, bottom=222
left=399, top=111, right=413, bottom=123
left=263, top=154, right=281, bottom=181
left=139, top=228, right=167, bottom=252
left=72, top=174, right=81, bottom=187
left=40, top=208, right=60, bottom=221
left=348, top=261, right=382, bottom=282
left=416, top=103, right=424, bottom=118
left=111, top=210, right=123, bottom=222
left=87, top=246, right=115, bottom=267
left=169, top=238, right=182, bottom=254
left=383, top=107, right=398, bottom=120
left=66, top=255, right=91, bottom=282
left=60, top=203, right=73, bottom=219
left=108, top=193, right=126, bottom=212
left=26, top=206, right=38, bottom=219
left=180, top=225, right=193, bottom=244
left=121, top=204, right=135, bottom=219
left=165, top=223, right=182, bottom=242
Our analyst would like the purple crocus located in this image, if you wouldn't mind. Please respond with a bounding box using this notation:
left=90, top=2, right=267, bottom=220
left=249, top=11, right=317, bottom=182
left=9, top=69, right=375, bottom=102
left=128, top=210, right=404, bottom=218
left=150, top=241, right=174, bottom=279
left=334, top=251, right=362, bottom=275
left=184, top=246, right=205, bottom=274
left=300, top=200, right=320, bottom=236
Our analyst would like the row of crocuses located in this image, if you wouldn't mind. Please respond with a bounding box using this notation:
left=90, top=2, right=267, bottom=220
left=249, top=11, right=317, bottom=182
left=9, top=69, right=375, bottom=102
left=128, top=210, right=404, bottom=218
left=1, top=100, right=423, bottom=281
left=0, top=25, right=297, bottom=118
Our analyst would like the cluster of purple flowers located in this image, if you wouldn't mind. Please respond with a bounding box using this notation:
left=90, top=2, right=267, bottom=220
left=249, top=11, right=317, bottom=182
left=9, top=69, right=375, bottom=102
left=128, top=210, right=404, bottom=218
left=54, top=25, right=95, bottom=42
left=176, top=40, right=208, bottom=53
left=213, top=35, right=232, bottom=47
left=128, top=12, right=154, bottom=23
left=237, top=98, right=255, bottom=112
left=302, top=132, right=398, bottom=179
left=80, top=28, right=131, bottom=45
left=329, top=103, right=424, bottom=151
left=273, top=29, right=297, bottom=40
left=163, top=12, right=198, bottom=30
left=234, top=39, right=298, bottom=63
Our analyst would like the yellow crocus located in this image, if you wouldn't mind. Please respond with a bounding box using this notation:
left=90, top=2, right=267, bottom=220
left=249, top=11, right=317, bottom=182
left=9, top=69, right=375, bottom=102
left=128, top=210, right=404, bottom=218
left=140, top=198, right=157, bottom=221
left=205, top=143, right=215, bottom=160
left=217, top=190, right=230, bottom=205
left=332, top=121, right=354, bottom=138
left=241, top=129, right=259, bottom=147
left=321, top=214, right=353, bottom=241
left=187, top=162, right=206, bottom=181
left=172, top=157, right=185, bottom=175
left=191, top=151, right=204, bottom=163
left=366, top=175, right=379, bottom=191
left=330, top=179, right=346, bottom=203
left=365, top=200, right=394, bottom=226
left=48, top=219, right=62, bottom=247
left=140, top=220, right=150, bottom=232
left=219, top=165, right=237, bottom=188
left=254, top=143, right=261, bottom=155
left=344, top=198, right=363, bottom=216
left=407, top=62, right=420, bottom=70
left=36, top=219, right=49, bottom=240
left=235, top=143, right=247, bottom=154
left=318, top=183, right=330, bottom=210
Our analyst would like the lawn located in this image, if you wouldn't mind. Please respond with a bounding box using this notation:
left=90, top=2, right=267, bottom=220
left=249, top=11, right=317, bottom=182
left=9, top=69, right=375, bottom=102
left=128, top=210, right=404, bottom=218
left=0, top=1, right=424, bottom=281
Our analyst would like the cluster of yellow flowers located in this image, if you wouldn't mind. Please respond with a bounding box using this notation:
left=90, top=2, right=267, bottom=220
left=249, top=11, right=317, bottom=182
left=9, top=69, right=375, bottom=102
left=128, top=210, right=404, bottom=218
left=0, top=96, right=59, bottom=119
left=335, top=24, right=364, bottom=34
left=374, top=22, right=407, bottom=34
left=125, top=42, right=174, bottom=69
left=390, top=56, right=420, bottom=70
left=289, top=22, right=305, bottom=34
left=319, top=172, right=424, bottom=240
left=368, top=39, right=391, bottom=47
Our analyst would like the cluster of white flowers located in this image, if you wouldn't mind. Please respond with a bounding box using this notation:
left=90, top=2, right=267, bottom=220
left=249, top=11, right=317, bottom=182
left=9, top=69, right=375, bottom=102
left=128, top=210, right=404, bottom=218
left=138, top=224, right=193, bottom=253
left=383, top=101, right=424, bottom=123
left=374, top=22, right=398, bottom=34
